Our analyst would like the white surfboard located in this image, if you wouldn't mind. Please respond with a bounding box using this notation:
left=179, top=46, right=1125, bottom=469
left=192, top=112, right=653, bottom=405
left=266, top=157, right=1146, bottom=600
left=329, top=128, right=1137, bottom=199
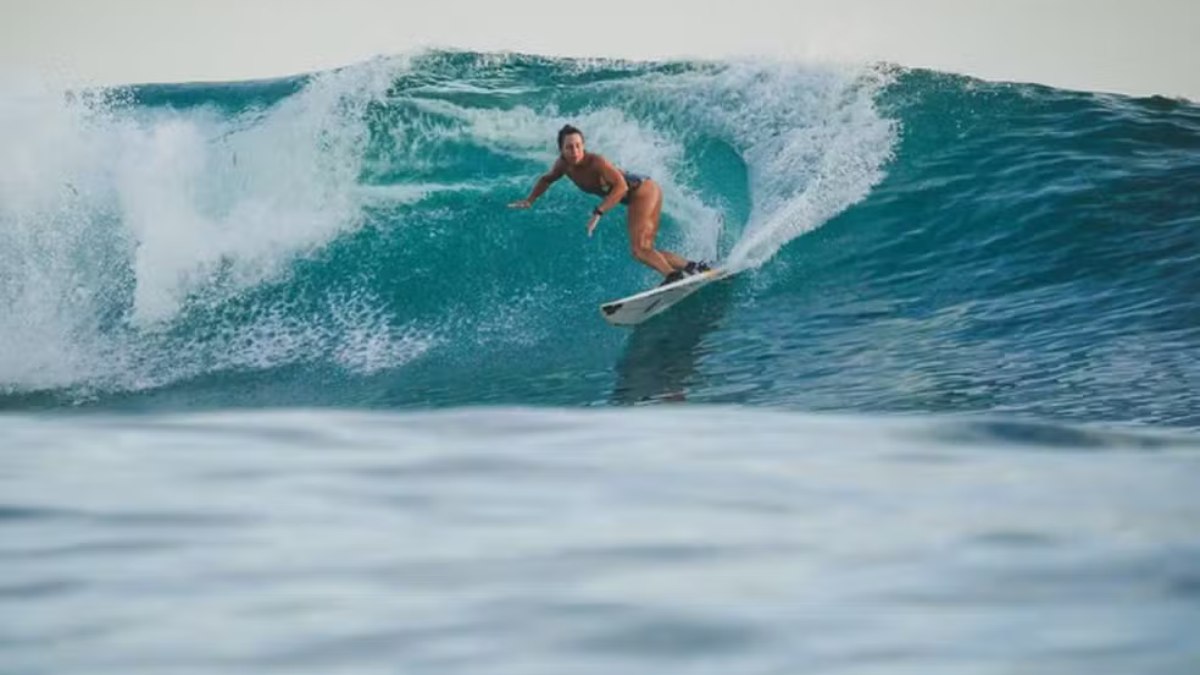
left=600, top=267, right=732, bottom=326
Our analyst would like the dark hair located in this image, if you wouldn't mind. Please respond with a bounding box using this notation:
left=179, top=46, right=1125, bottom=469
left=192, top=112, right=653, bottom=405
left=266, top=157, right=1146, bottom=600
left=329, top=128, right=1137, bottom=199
left=557, top=124, right=584, bottom=149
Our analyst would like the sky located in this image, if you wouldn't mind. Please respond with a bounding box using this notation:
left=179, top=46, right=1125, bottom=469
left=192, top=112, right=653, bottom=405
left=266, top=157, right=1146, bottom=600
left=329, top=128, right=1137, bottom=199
left=2, top=0, right=1197, bottom=99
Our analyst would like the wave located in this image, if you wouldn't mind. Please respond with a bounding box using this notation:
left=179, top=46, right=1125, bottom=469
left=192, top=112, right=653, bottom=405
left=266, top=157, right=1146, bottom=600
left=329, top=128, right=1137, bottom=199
left=1, top=51, right=1198, bottom=426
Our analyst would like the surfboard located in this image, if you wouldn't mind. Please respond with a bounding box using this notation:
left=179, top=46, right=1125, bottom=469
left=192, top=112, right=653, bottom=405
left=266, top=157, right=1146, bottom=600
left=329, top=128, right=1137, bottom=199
left=600, top=267, right=732, bottom=327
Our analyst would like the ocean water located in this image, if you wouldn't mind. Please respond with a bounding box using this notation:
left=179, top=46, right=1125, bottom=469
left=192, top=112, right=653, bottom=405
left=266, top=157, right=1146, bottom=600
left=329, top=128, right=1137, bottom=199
left=2, top=50, right=1199, bottom=673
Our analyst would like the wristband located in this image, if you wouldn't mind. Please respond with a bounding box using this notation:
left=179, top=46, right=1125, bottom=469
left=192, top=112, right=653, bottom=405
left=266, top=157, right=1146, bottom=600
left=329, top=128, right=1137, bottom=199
left=593, top=207, right=605, bottom=217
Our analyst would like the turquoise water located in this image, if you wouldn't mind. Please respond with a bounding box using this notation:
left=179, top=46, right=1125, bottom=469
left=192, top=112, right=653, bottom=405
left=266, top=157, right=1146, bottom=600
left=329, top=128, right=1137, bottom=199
left=2, top=51, right=1199, bottom=673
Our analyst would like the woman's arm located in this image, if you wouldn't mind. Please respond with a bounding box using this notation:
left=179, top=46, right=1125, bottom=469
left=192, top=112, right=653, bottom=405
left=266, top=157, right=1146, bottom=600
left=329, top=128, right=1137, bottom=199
left=584, top=156, right=627, bottom=236
left=509, top=158, right=566, bottom=208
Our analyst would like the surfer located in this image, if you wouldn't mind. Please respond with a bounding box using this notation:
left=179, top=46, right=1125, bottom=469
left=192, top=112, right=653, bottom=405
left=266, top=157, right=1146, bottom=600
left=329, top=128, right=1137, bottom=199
left=509, top=124, right=709, bottom=285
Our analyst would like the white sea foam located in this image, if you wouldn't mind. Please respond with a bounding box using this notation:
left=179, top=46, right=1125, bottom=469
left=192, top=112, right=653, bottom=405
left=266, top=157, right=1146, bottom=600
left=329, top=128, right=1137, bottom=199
left=629, top=60, right=898, bottom=271
left=0, top=58, right=430, bottom=395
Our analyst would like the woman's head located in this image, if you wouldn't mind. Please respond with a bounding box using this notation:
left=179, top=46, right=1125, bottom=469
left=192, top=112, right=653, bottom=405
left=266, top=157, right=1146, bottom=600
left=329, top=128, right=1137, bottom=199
left=557, top=124, right=585, bottom=165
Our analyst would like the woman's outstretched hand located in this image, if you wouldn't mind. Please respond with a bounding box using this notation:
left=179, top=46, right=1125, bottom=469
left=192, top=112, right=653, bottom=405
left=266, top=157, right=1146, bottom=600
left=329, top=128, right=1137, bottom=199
left=508, top=199, right=532, bottom=209
left=586, top=213, right=601, bottom=238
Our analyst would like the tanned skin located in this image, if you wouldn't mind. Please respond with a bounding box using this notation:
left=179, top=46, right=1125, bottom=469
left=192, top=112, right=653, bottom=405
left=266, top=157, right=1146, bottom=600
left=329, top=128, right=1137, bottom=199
left=509, top=131, right=688, bottom=276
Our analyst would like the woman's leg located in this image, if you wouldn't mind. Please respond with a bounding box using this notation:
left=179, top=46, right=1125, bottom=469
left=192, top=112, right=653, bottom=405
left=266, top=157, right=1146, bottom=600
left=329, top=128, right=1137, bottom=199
left=626, top=181, right=688, bottom=275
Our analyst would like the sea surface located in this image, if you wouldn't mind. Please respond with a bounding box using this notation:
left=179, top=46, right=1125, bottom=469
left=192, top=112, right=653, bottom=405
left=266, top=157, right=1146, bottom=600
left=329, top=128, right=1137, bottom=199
left=2, top=50, right=1198, bottom=674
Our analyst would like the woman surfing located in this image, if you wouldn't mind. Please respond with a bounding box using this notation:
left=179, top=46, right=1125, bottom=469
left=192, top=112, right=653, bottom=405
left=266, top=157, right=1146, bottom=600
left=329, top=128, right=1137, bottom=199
left=508, top=124, right=709, bottom=285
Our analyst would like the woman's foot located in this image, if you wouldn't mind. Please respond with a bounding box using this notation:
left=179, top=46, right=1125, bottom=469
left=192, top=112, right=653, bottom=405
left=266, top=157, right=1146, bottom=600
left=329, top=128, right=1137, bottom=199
left=683, top=260, right=712, bottom=275
left=659, top=270, right=686, bottom=286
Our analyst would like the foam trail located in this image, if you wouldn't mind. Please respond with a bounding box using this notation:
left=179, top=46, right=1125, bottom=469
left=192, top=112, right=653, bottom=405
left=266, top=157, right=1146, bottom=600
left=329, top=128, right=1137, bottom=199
left=711, top=63, right=897, bottom=270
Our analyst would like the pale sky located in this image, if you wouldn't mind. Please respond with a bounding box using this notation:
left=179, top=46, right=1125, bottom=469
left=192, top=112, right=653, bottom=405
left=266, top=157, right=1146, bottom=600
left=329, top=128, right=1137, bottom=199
left=2, top=0, right=1197, bottom=99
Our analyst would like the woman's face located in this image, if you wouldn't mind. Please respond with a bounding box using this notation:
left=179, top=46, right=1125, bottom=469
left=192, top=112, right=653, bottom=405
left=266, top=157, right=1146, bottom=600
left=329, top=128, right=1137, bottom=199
left=560, top=133, right=585, bottom=165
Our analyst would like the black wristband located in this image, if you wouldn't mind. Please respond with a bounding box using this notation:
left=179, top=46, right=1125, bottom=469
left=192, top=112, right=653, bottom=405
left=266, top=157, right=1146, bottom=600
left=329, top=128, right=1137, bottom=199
left=593, top=207, right=604, bottom=217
